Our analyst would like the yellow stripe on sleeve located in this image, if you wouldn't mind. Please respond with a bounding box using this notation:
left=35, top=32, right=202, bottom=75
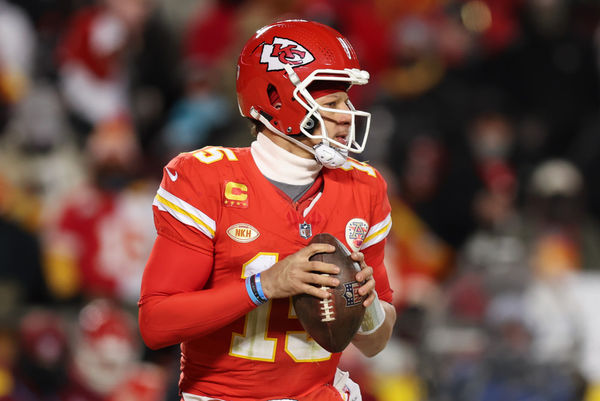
left=153, top=187, right=216, bottom=238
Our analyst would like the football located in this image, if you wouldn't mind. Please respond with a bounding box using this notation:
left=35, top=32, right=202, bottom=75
left=292, top=233, right=365, bottom=353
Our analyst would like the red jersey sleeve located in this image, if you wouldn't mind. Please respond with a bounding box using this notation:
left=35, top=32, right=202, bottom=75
left=138, top=236, right=255, bottom=350
left=361, top=166, right=393, bottom=304
left=152, top=152, right=221, bottom=255
left=140, top=151, right=256, bottom=349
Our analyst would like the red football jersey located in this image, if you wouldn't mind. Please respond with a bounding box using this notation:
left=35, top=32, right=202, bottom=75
left=149, top=146, right=392, bottom=400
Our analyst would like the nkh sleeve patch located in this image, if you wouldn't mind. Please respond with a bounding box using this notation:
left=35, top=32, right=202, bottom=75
left=153, top=186, right=216, bottom=239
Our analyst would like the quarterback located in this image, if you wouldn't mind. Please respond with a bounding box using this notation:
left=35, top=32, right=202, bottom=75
left=139, top=19, right=396, bottom=401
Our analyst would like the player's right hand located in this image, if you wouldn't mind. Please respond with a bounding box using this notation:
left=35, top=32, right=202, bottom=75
left=260, top=243, right=340, bottom=300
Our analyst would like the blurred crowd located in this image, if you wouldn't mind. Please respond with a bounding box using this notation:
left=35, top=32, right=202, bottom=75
left=2, top=0, right=600, bottom=400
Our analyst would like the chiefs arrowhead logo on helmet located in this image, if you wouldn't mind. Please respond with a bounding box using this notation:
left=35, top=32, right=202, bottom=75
left=260, top=37, right=315, bottom=71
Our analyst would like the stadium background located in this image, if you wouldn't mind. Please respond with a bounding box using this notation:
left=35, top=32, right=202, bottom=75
left=1, top=0, right=600, bottom=400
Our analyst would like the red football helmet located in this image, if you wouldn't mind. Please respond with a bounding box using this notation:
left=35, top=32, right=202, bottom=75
left=237, top=19, right=371, bottom=168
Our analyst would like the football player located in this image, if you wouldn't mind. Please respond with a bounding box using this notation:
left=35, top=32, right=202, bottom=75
left=139, top=19, right=396, bottom=401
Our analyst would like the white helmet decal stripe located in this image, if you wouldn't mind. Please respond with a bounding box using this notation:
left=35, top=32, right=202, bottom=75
left=260, top=37, right=315, bottom=71
left=337, top=37, right=352, bottom=60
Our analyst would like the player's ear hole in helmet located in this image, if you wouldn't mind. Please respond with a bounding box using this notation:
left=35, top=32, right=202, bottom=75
left=267, top=84, right=282, bottom=110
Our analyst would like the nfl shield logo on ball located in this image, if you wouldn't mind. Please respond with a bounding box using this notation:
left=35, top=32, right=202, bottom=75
left=299, top=222, right=312, bottom=239
left=343, top=281, right=363, bottom=306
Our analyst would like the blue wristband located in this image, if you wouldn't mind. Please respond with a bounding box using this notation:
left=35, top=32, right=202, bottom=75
left=245, top=276, right=261, bottom=305
left=255, top=273, right=267, bottom=302
left=245, top=275, right=267, bottom=306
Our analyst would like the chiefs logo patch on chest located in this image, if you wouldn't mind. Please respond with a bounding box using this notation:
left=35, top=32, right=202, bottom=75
left=227, top=223, right=260, bottom=243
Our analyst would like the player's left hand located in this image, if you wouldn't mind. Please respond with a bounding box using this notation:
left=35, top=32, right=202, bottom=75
left=351, top=251, right=376, bottom=307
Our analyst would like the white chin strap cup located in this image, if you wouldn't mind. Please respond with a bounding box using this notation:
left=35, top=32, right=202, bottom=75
left=314, top=142, right=347, bottom=169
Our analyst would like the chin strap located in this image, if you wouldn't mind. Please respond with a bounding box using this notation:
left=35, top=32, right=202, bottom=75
left=250, top=107, right=348, bottom=169
left=313, top=142, right=348, bottom=169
